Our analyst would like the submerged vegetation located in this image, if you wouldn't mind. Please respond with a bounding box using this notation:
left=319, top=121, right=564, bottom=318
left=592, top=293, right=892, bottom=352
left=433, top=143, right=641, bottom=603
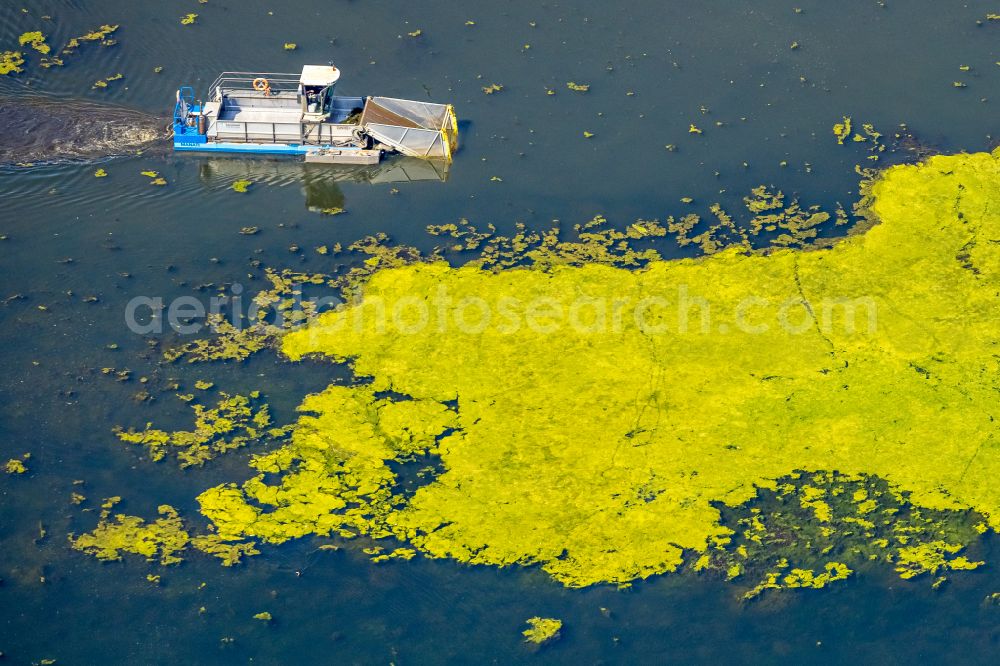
left=704, top=472, right=985, bottom=600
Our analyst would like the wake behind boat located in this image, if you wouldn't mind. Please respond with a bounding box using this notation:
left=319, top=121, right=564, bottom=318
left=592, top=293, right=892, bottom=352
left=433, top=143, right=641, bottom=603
left=0, top=94, right=168, bottom=166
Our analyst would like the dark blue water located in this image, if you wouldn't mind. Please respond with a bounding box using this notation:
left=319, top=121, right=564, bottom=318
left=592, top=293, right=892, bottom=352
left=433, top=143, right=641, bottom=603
left=3, top=1, right=1000, bottom=663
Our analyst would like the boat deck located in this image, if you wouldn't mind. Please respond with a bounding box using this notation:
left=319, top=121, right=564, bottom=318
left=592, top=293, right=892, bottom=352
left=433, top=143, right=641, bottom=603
left=218, top=107, right=304, bottom=124
left=358, top=104, right=420, bottom=129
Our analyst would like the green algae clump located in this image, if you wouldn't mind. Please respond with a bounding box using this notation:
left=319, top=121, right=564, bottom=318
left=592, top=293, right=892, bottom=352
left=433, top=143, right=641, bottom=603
left=5, top=458, right=28, bottom=474
left=523, top=617, right=562, bottom=644
left=743, top=562, right=852, bottom=600
left=63, top=25, right=119, bottom=53
left=894, top=541, right=983, bottom=580
left=92, top=73, right=124, bottom=90
left=0, top=51, right=25, bottom=76
left=162, top=268, right=335, bottom=363
left=115, top=392, right=281, bottom=467
left=189, top=533, right=260, bottom=566
left=71, top=500, right=189, bottom=565
left=18, top=31, right=49, bottom=54
left=72, top=500, right=260, bottom=566
left=833, top=116, right=852, bottom=144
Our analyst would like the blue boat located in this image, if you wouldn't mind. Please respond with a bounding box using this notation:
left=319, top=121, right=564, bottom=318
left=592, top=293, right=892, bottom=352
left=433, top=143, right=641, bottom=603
left=173, top=65, right=458, bottom=164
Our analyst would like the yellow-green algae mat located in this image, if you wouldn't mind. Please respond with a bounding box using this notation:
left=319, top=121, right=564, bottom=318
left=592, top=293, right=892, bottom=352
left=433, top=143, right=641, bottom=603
left=84, top=149, right=1000, bottom=589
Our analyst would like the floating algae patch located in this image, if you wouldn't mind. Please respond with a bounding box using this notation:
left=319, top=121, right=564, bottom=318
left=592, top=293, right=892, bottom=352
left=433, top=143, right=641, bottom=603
left=92, top=73, right=123, bottom=90
left=163, top=268, right=335, bottom=363
left=522, top=617, right=562, bottom=645
left=231, top=179, right=253, bottom=193
left=188, top=532, right=260, bottom=566
left=71, top=499, right=189, bottom=565
left=63, top=25, right=119, bottom=54
left=115, top=391, right=287, bottom=467
left=85, top=150, right=1000, bottom=591
left=71, top=499, right=260, bottom=566
left=3, top=23, right=116, bottom=76
left=742, top=185, right=841, bottom=246
left=833, top=116, right=852, bottom=144
left=5, top=455, right=29, bottom=474
left=0, top=51, right=25, bottom=76
left=18, top=31, right=49, bottom=55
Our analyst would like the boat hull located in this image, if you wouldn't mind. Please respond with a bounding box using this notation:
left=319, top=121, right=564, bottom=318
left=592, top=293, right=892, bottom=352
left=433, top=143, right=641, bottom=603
left=173, top=140, right=370, bottom=156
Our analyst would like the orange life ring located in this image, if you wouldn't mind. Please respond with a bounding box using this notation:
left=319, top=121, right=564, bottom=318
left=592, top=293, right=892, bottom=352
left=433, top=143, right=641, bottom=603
left=252, top=77, right=271, bottom=96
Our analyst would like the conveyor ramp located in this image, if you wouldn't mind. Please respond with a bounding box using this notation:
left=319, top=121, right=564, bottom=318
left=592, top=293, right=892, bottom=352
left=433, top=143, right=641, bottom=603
left=360, top=97, right=458, bottom=161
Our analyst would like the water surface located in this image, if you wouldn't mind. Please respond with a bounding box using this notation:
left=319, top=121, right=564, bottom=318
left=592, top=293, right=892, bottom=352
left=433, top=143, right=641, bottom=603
left=3, top=1, right=1000, bottom=663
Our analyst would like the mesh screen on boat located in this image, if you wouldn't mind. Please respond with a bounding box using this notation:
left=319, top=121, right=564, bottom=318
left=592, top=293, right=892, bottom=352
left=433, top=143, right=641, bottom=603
left=361, top=97, right=457, bottom=160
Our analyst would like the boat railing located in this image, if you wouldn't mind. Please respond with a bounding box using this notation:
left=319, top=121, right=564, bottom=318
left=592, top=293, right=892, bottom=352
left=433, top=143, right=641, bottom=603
left=209, top=113, right=362, bottom=146
left=207, top=71, right=302, bottom=100
left=173, top=85, right=196, bottom=127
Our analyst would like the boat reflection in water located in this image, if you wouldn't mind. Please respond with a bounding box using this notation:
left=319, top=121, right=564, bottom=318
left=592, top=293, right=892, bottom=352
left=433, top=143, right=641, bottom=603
left=196, top=154, right=449, bottom=212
